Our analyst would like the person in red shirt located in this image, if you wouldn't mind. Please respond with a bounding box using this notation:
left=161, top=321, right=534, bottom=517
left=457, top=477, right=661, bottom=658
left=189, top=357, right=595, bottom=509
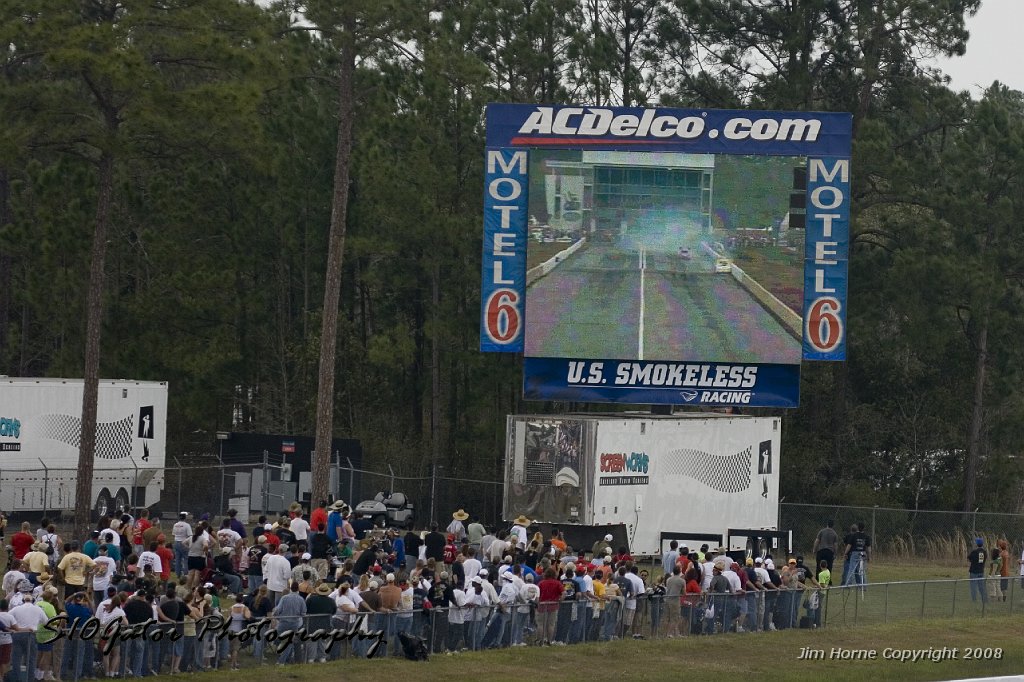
left=156, top=537, right=174, bottom=582
left=309, top=502, right=328, bottom=539
left=612, top=546, right=633, bottom=565
left=537, top=566, right=564, bottom=645
left=132, top=509, right=152, bottom=554
left=683, top=568, right=702, bottom=635
left=676, top=547, right=691, bottom=575
left=261, top=529, right=281, bottom=552
left=443, top=535, right=458, bottom=565
left=11, top=522, right=34, bottom=560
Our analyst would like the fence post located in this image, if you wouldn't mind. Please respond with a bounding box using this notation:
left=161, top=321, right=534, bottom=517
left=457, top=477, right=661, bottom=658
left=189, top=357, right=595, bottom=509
left=38, top=459, right=48, bottom=520
left=430, top=463, right=438, bottom=527
left=129, top=456, right=139, bottom=510
left=854, top=585, right=858, bottom=626
left=883, top=582, right=888, bottom=623
left=871, top=505, right=877, bottom=543
left=951, top=578, right=957, bottom=618
left=1009, top=576, right=1014, bottom=614
left=920, top=582, right=926, bottom=619
left=346, top=458, right=354, bottom=504
left=174, top=457, right=182, bottom=513
left=262, top=450, right=269, bottom=514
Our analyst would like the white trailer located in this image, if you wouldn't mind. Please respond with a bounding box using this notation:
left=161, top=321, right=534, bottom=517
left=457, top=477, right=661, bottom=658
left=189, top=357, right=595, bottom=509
left=503, top=413, right=785, bottom=556
left=0, top=378, right=168, bottom=517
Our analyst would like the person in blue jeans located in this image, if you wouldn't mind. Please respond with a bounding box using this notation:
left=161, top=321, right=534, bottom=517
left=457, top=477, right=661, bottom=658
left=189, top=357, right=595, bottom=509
left=273, top=583, right=307, bottom=664
left=968, top=538, right=988, bottom=603
left=61, top=593, right=94, bottom=680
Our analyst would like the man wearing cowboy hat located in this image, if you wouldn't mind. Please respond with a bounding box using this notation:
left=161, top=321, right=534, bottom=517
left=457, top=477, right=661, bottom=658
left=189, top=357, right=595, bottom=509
left=21, top=544, right=49, bottom=585
left=305, top=582, right=336, bottom=663
left=290, top=506, right=310, bottom=543
left=510, top=515, right=530, bottom=550
left=447, top=510, right=469, bottom=545
left=326, top=500, right=348, bottom=543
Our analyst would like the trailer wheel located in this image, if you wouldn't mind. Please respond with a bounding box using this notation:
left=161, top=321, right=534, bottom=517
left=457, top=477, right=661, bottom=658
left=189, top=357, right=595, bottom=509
left=114, top=489, right=130, bottom=515
left=95, top=489, right=113, bottom=518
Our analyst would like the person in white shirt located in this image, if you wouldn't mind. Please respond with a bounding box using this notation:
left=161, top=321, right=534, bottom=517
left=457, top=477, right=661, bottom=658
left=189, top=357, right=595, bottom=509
left=0, top=602, right=19, bottom=680
left=515, top=574, right=539, bottom=646
left=477, top=569, right=498, bottom=605
left=701, top=557, right=717, bottom=592
left=488, top=533, right=510, bottom=566
left=10, top=595, right=48, bottom=680
left=464, top=579, right=490, bottom=650
left=446, top=587, right=468, bottom=652
left=462, top=548, right=482, bottom=589
left=289, top=516, right=310, bottom=543
left=104, top=522, right=122, bottom=552
left=172, top=513, right=192, bottom=578
left=262, top=546, right=292, bottom=604
left=447, top=510, right=468, bottom=544
left=480, top=532, right=495, bottom=560
left=138, top=544, right=163, bottom=577
left=483, top=572, right=519, bottom=648
left=216, top=523, right=242, bottom=550
left=3, top=562, right=26, bottom=597
left=92, top=546, right=117, bottom=606
left=510, top=515, right=530, bottom=549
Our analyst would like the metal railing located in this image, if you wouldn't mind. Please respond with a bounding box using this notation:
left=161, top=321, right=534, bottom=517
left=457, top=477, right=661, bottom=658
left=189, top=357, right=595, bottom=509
left=15, top=573, right=1021, bottom=681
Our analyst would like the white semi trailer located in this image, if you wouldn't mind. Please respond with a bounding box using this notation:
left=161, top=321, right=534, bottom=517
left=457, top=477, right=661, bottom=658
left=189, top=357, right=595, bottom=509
left=503, top=413, right=787, bottom=557
left=0, top=378, right=168, bottom=517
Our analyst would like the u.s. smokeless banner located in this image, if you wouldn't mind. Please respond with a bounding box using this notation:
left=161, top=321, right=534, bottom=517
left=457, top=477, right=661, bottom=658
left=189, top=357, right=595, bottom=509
left=480, top=104, right=852, bottom=407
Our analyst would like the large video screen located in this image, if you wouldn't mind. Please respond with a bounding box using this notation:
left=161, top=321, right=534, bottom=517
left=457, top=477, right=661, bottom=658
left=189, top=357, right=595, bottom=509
left=480, top=105, right=852, bottom=408
left=523, top=150, right=804, bottom=365
left=504, top=417, right=587, bottom=525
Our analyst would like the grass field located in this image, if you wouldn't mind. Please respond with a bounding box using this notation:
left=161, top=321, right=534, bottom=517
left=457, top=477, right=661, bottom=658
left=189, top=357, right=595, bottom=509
left=155, top=615, right=1024, bottom=682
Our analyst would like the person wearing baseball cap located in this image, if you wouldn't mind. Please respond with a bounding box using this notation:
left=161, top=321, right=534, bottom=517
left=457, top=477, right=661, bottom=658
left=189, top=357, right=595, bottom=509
left=968, top=538, right=988, bottom=603
left=591, top=533, right=613, bottom=559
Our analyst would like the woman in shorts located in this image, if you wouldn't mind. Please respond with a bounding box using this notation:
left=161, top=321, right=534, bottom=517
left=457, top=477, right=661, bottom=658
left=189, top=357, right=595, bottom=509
left=97, top=594, right=127, bottom=677
left=226, top=599, right=251, bottom=670
left=186, top=527, right=210, bottom=592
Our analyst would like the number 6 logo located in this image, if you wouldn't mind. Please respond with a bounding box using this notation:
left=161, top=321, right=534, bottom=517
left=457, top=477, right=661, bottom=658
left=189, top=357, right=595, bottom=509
left=485, top=289, right=521, bottom=344
left=806, top=297, right=843, bottom=352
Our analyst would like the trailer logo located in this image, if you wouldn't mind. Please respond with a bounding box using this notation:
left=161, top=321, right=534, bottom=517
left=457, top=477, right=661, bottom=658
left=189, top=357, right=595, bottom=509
left=138, top=406, right=154, bottom=439
left=758, top=440, right=772, bottom=475
left=599, top=451, right=649, bottom=486
left=0, top=417, right=21, bottom=439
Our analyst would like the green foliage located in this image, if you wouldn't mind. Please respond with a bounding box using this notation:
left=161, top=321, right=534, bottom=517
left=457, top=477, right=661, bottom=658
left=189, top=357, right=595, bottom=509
left=1, top=0, right=1022, bottom=514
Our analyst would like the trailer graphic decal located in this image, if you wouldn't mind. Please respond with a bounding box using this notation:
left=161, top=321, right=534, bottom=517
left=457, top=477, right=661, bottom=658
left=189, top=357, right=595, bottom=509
left=661, top=446, right=752, bottom=493
left=36, top=413, right=136, bottom=460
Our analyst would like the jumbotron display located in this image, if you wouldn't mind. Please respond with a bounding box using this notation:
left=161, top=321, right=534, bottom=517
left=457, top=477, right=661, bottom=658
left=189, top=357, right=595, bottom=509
left=480, top=105, right=852, bottom=408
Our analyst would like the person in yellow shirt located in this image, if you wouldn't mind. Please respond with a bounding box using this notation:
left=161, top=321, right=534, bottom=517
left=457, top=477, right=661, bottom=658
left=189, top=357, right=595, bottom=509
left=591, top=567, right=607, bottom=639
left=22, top=544, right=50, bottom=583
left=57, top=541, right=96, bottom=600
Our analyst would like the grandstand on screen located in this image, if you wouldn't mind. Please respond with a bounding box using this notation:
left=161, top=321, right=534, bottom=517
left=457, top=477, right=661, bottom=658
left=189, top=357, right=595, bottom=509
left=530, top=151, right=714, bottom=249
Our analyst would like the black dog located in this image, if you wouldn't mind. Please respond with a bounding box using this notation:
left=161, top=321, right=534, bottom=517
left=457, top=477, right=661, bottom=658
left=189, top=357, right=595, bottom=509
left=397, top=631, right=429, bottom=661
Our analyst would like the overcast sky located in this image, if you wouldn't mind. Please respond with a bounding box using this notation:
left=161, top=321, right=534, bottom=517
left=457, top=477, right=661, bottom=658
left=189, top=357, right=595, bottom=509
left=932, top=0, right=1024, bottom=96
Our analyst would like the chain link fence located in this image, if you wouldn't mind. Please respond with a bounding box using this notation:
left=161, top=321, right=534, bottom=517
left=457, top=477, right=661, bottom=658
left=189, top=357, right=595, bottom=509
left=5, top=458, right=1024, bottom=557
left=779, top=502, right=1024, bottom=561
left=31, top=574, right=1024, bottom=682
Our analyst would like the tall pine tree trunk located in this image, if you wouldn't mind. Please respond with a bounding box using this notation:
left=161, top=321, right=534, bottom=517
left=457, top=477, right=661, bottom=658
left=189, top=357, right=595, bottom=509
left=964, top=314, right=988, bottom=512
left=74, top=150, right=115, bottom=540
left=311, top=31, right=356, bottom=507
